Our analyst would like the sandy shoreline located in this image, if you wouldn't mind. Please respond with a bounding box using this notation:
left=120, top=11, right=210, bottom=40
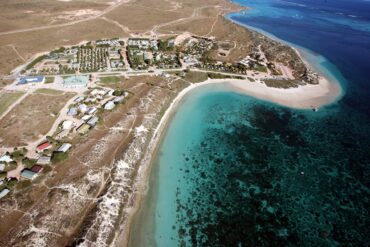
left=226, top=76, right=342, bottom=109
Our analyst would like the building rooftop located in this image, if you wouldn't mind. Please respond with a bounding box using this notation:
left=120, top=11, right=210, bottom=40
left=57, top=143, right=72, bottom=153
left=30, top=165, right=43, bottom=173
left=63, top=75, right=88, bottom=87
left=0, top=188, right=10, bottom=199
left=36, top=156, right=51, bottom=165
left=21, top=169, right=37, bottom=180
left=18, top=76, right=45, bottom=85
left=37, top=141, right=52, bottom=152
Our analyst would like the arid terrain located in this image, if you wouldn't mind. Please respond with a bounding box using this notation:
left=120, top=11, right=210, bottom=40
left=0, top=0, right=337, bottom=246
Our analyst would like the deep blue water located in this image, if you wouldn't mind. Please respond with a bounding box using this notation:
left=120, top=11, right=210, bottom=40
left=130, top=1, right=370, bottom=246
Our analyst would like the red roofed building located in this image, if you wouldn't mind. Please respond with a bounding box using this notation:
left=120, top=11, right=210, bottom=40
left=36, top=141, right=52, bottom=152
left=30, top=165, right=43, bottom=173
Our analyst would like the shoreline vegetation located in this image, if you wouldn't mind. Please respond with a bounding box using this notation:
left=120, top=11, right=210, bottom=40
left=122, top=9, right=343, bottom=247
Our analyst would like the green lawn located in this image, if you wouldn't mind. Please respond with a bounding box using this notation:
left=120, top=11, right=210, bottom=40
left=0, top=92, right=25, bottom=116
left=45, top=77, right=55, bottom=84
left=99, top=76, right=121, bottom=84
left=34, top=88, right=64, bottom=95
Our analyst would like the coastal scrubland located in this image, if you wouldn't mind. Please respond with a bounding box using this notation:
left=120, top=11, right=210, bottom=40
left=0, top=92, right=75, bottom=146
left=0, top=0, right=111, bottom=33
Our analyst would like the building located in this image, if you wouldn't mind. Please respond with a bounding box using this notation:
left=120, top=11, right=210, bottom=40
left=86, top=107, right=97, bottom=115
left=36, top=156, right=51, bottom=165
left=87, top=116, right=98, bottom=127
left=78, top=104, right=88, bottom=113
left=82, top=115, right=92, bottom=121
left=67, top=108, right=77, bottom=116
left=0, top=188, right=10, bottom=199
left=104, top=101, right=115, bottom=110
left=62, top=120, right=74, bottom=130
left=56, top=129, right=70, bottom=140
left=57, top=143, right=72, bottom=153
left=21, top=169, right=37, bottom=180
left=77, top=123, right=90, bottom=134
left=18, top=76, right=45, bottom=85
left=36, top=141, right=52, bottom=152
left=30, top=165, right=43, bottom=173
left=74, top=96, right=85, bottom=103
left=0, top=154, right=13, bottom=163
left=63, top=75, right=88, bottom=88
left=113, top=94, right=127, bottom=103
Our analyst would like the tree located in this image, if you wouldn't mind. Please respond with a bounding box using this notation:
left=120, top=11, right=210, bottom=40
left=52, top=152, right=68, bottom=164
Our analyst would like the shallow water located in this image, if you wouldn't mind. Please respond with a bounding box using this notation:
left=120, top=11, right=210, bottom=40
left=129, top=0, right=370, bottom=245
left=130, top=82, right=370, bottom=246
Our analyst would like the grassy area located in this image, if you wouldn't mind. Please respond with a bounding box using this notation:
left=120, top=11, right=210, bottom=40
left=183, top=71, right=208, bottom=83
left=25, top=54, right=47, bottom=71
left=99, top=76, right=121, bottom=84
left=0, top=92, right=25, bottom=116
left=45, top=77, right=55, bottom=84
left=263, top=79, right=301, bottom=89
left=34, top=88, right=64, bottom=95
left=207, top=72, right=244, bottom=80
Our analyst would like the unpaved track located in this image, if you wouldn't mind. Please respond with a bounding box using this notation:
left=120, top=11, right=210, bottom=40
left=0, top=0, right=131, bottom=36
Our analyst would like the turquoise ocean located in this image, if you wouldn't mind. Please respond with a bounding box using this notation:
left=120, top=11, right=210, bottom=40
left=130, top=0, right=370, bottom=245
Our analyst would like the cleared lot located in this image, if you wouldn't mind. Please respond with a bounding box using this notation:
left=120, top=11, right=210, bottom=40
left=0, top=92, right=75, bottom=147
left=0, top=91, right=25, bottom=116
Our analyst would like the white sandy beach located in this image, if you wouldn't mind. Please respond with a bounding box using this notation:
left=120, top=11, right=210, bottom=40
left=225, top=76, right=342, bottom=109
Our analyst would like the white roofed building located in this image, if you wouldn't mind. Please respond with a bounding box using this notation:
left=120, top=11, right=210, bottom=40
left=57, top=143, right=72, bottom=153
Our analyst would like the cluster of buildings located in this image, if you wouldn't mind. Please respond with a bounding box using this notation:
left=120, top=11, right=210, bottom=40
left=127, top=38, right=180, bottom=70
left=0, top=83, right=129, bottom=199
left=238, top=48, right=269, bottom=69
left=127, top=38, right=159, bottom=50
left=96, top=38, right=122, bottom=47
left=24, top=38, right=126, bottom=75
left=0, top=138, right=73, bottom=199
left=63, top=87, right=127, bottom=137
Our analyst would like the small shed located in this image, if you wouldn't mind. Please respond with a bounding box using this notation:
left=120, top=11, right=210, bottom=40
left=36, top=156, right=51, bottom=165
left=30, top=165, right=43, bottom=173
left=67, top=108, right=78, bottom=116
left=78, top=104, right=88, bottom=113
left=0, top=154, right=13, bottom=163
left=104, top=101, right=115, bottom=110
left=56, top=129, right=70, bottom=140
left=87, top=107, right=97, bottom=115
left=0, top=188, right=10, bottom=199
left=57, top=143, right=72, bottom=153
left=82, top=115, right=92, bottom=122
left=62, top=120, right=74, bottom=130
left=36, top=141, right=52, bottom=152
left=77, top=124, right=90, bottom=134
left=87, top=117, right=99, bottom=127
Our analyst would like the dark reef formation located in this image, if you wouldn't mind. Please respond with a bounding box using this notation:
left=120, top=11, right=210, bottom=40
left=172, top=96, right=370, bottom=246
